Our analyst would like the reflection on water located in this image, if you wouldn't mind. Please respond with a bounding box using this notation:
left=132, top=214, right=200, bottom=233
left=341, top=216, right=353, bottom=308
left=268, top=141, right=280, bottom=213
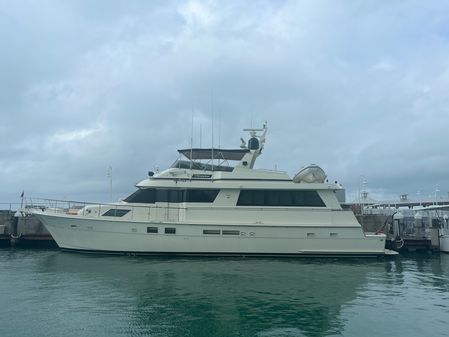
left=0, top=250, right=449, bottom=337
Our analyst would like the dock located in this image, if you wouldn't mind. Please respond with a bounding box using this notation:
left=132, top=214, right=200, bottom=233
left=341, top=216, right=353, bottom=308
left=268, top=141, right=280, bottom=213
left=0, top=208, right=56, bottom=248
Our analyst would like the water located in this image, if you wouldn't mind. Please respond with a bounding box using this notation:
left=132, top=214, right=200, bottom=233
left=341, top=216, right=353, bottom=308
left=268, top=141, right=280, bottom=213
left=0, top=250, right=448, bottom=337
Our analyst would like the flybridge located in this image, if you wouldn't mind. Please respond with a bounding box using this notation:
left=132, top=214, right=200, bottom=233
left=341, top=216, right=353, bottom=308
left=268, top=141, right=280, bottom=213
left=172, top=123, right=268, bottom=172
left=177, top=148, right=250, bottom=161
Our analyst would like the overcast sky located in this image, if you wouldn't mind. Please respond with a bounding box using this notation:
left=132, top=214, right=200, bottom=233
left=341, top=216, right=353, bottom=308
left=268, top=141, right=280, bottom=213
left=1, top=0, right=449, bottom=205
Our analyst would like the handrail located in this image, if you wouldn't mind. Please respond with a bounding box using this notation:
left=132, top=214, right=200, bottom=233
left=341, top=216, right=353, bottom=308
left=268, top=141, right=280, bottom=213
left=23, top=198, right=187, bottom=211
left=0, top=203, right=23, bottom=214
left=23, top=197, right=187, bottom=223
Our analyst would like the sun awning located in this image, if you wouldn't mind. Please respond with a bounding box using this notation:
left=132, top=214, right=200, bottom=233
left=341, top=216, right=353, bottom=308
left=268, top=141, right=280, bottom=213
left=177, top=148, right=250, bottom=161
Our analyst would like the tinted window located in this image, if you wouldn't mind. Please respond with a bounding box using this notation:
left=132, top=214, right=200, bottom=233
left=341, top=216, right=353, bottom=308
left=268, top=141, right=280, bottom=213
left=124, top=188, right=219, bottom=203
left=203, top=229, right=220, bottom=235
left=147, top=227, right=158, bottom=233
left=186, top=189, right=219, bottom=203
left=124, top=189, right=155, bottom=203
left=222, top=230, right=240, bottom=235
left=168, top=190, right=183, bottom=203
left=237, top=190, right=325, bottom=207
left=156, top=189, right=168, bottom=202
left=165, top=227, right=176, bottom=234
left=102, top=209, right=130, bottom=217
left=253, top=190, right=265, bottom=205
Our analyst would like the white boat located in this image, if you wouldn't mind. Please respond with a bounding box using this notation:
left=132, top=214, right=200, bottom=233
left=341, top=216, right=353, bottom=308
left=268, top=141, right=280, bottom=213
left=31, top=123, right=394, bottom=257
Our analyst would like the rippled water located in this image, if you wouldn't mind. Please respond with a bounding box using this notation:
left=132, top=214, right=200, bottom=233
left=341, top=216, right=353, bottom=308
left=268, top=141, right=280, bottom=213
left=0, top=249, right=448, bottom=337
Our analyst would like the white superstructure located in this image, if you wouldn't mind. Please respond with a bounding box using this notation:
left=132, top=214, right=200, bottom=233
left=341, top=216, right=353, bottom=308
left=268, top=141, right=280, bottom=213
left=32, top=123, right=393, bottom=256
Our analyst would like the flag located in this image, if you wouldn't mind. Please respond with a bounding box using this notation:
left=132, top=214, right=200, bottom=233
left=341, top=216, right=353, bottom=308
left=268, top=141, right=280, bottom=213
left=20, top=190, right=24, bottom=198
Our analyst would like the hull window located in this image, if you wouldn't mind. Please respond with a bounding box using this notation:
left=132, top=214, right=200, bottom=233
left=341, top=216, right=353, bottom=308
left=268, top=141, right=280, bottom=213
left=147, top=227, right=158, bottom=233
left=222, top=230, right=240, bottom=235
left=102, top=209, right=130, bottom=217
left=237, top=190, right=326, bottom=207
left=203, top=229, right=221, bottom=235
left=165, top=227, right=176, bottom=234
left=185, top=189, right=219, bottom=203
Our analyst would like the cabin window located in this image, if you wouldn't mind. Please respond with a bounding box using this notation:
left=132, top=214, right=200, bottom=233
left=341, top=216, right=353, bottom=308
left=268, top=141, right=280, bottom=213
left=307, top=233, right=315, bottom=238
left=124, top=188, right=155, bottom=203
left=165, top=227, right=176, bottom=234
left=124, top=188, right=219, bottom=203
left=102, top=209, right=130, bottom=217
left=330, top=232, right=338, bottom=237
left=222, top=230, right=240, bottom=235
left=168, top=190, right=183, bottom=203
left=236, top=190, right=325, bottom=207
left=185, top=189, right=219, bottom=203
left=147, top=227, right=158, bottom=233
left=156, top=189, right=169, bottom=202
left=203, top=229, right=221, bottom=235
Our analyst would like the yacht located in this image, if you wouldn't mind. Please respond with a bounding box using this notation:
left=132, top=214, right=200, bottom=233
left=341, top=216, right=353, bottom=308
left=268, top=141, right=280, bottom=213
left=31, top=123, right=394, bottom=256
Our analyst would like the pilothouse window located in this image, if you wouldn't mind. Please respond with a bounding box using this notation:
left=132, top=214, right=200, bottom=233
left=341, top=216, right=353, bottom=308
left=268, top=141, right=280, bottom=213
left=124, top=188, right=219, bottom=203
left=124, top=189, right=155, bottom=203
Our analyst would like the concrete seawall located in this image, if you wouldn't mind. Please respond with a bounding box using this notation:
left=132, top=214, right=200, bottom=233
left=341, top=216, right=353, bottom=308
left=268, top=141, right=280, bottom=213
left=0, top=210, right=56, bottom=248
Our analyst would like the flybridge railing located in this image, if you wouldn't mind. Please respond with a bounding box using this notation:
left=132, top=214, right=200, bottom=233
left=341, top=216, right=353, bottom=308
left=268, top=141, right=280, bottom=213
left=23, top=198, right=186, bottom=223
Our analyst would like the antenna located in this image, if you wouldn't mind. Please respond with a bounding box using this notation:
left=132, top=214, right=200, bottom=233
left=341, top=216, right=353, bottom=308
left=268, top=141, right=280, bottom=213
left=218, top=108, right=221, bottom=149
left=211, top=89, right=214, bottom=170
left=190, top=107, right=194, bottom=169
left=107, top=166, right=112, bottom=202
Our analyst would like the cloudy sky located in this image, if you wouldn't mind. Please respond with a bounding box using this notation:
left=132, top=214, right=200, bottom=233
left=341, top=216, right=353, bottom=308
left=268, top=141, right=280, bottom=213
left=1, top=0, right=449, bottom=205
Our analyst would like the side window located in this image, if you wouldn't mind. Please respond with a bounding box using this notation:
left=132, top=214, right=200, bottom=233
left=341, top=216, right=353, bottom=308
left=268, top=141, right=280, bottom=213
left=102, top=209, right=130, bottom=217
left=237, top=190, right=325, bottom=207
left=124, top=189, right=155, bottom=203
left=165, top=227, right=176, bottom=234
left=186, top=189, right=219, bottom=202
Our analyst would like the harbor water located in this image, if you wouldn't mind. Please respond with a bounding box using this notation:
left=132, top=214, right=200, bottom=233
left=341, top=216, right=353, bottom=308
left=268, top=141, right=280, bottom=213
left=1, top=250, right=448, bottom=337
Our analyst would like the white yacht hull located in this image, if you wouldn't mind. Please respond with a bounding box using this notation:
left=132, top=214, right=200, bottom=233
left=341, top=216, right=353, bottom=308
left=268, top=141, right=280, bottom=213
left=34, top=211, right=388, bottom=257
left=28, top=124, right=399, bottom=257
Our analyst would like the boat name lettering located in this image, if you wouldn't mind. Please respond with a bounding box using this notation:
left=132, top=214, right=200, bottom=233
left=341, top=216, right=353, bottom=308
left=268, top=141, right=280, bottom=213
left=192, top=174, right=212, bottom=179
